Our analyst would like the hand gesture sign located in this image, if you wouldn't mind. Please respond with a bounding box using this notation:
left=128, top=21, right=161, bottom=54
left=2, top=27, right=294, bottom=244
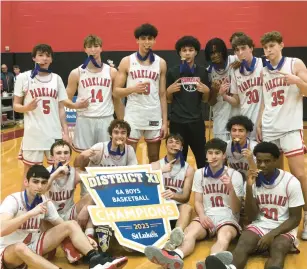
left=167, top=78, right=181, bottom=94
left=161, top=158, right=176, bottom=173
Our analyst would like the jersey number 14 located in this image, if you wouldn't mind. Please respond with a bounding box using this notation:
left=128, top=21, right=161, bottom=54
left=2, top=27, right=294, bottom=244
left=90, top=89, right=103, bottom=103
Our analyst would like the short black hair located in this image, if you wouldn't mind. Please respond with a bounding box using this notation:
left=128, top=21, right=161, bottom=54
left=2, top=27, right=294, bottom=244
left=205, top=138, right=227, bottom=154
left=108, top=119, right=131, bottom=137
left=13, top=65, right=20, bottom=69
left=134, top=23, right=158, bottom=38
left=226, top=115, right=254, bottom=133
left=253, top=142, right=280, bottom=159
left=32, top=44, right=54, bottom=59
left=26, top=165, right=50, bottom=181
left=229, top=32, right=246, bottom=44
left=50, top=140, right=72, bottom=156
left=165, top=133, right=184, bottom=146
left=175, top=36, right=201, bottom=55
left=204, top=38, right=228, bottom=63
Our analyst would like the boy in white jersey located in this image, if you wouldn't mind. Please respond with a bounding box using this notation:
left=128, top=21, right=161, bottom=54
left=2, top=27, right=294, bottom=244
left=257, top=31, right=307, bottom=240
left=113, top=23, right=168, bottom=163
left=205, top=38, right=238, bottom=141
left=66, top=35, right=124, bottom=152
left=151, top=133, right=195, bottom=250
left=205, top=142, right=304, bottom=269
left=0, top=165, right=128, bottom=269
left=220, top=35, right=263, bottom=140
left=225, top=115, right=257, bottom=181
left=144, top=138, right=244, bottom=269
left=13, top=44, right=85, bottom=180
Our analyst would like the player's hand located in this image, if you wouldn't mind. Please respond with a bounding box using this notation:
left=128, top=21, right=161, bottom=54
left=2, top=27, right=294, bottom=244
left=277, top=71, right=301, bottom=85
left=62, top=133, right=71, bottom=145
left=196, top=81, right=210, bottom=94
left=83, top=148, right=98, bottom=158
left=160, top=123, right=168, bottom=139
left=26, top=98, right=41, bottom=112
left=219, top=81, right=230, bottom=96
left=77, top=207, right=90, bottom=229
left=161, top=189, right=175, bottom=200
left=220, top=170, right=234, bottom=192
left=199, top=214, right=214, bottom=229
left=256, top=232, right=275, bottom=252
left=247, top=169, right=258, bottom=186
left=241, top=148, right=253, bottom=161
left=256, top=122, right=263, bottom=143
left=161, top=158, right=176, bottom=173
left=211, top=80, right=221, bottom=92
left=29, top=200, right=50, bottom=217
left=87, top=236, right=98, bottom=250
left=53, top=161, right=70, bottom=177
left=75, top=97, right=90, bottom=109
left=230, top=61, right=241, bottom=70
left=167, top=78, right=181, bottom=94
left=133, top=82, right=148, bottom=94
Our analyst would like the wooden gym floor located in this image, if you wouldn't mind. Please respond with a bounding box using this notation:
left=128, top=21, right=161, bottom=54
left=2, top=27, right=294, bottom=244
left=1, top=123, right=307, bottom=269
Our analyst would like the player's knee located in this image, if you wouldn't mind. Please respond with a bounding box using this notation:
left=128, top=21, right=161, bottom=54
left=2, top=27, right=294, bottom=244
left=217, top=229, right=234, bottom=243
left=179, top=203, right=192, bottom=216
left=234, top=234, right=255, bottom=254
left=270, top=239, right=291, bottom=257
left=65, top=220, right=80, bottom=231
left=15, top=243, right=29, bottom=255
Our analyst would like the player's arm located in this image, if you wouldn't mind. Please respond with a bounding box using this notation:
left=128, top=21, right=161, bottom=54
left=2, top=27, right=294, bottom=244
left=207, top=80, right=219, bottom=106
left=221, top=71, right=240, bottom=106
left=111, top=67, right=125, bottom=119
left=245, top=170, right=259, bottom=222
left=159, top=59, right=168, bottom=138
left=166, top=69, right=180, bottom=103
left=173, top=166, right=195, bottom=204
left=228, top=172, right=243, bottom=214
left=222, top=93, right=239, bottom=106
left=74, top=146, right=101, bottom=170
left=58, top=102, right=70, bottom=143
left=0, top=212, right=34, bottom=237
left=66, top=69, right=79, bottom=100
left=199, top=72, right=210, bottom=103
left=194, top=192, right=205, bottom=218
left=293, top=59, right=307, bottom=96
left=192, top=170, right=206, bottom=218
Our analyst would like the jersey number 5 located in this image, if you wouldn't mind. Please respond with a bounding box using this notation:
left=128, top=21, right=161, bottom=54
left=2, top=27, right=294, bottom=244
left=42, top=100, right=50, bottom=114
left=271, top=90, right=284, bottom=106
left=90, top=89, right=103, bottom=103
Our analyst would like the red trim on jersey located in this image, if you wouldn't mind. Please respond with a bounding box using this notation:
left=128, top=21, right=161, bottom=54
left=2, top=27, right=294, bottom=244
left=216, top=221, right=242, bottom=235
left=285, top=176, right=294, bottom=199
left=36, top=231, right=46, bottom=255
left=127, top=137, right=139, bottom=143
left=19, top=156, right=43, bottom=166
left=145, top=136, right=161, bottom=143
left=246, top=225, right=264, bottom=236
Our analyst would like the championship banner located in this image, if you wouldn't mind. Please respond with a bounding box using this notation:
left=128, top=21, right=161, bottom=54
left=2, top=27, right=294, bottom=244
left=80, top=165, right=180, bottom=253
left=65, top=96, right=77, bottom=125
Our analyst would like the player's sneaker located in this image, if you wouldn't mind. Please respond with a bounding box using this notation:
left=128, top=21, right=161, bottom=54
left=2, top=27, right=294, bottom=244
left=164, top=227, right=184, bottom=251
left=144, top=246, right=184, bottom=269
left=301, top=219, right=307, bottom=240
left=205, top=255, right=237, bottom=269
left=196, top=251, right=233, bottom=269
left=89, top=253, right=128, bottom=269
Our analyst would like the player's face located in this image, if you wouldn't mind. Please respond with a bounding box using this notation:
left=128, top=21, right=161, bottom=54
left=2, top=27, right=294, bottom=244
left=179, top=46, right=197, bottom=63
left=206, top=149, right=225, bottom=167
left=255, top=153, right=278, bottom=175
left=84, top=44, right=102, bottom=60
left=112, top=127, right=127, bottom=146
left=137, top=36, right=156, bottom=53
left=234, top=45, right=253, bottom=62
left=25, top=177, right=49, bottom=197
left=262, top=41, right=284, bottom=62
left=52, top=145, right=71, bottom=166
left=32, top=51, right=52, bottom=69
left=231, top=124, right=247, bottom=143
left=210, top=46, right=222, bottom=64
left=166, top=138, right=183, bottom=156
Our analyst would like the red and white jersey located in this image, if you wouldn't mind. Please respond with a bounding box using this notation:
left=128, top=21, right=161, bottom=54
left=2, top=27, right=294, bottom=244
left=159, top=158, right=190, bottom=205
left=252, top=170, right=304, bottom=229
left=125, top=53, right=162, bottom=130
left=226, top=139, right=257, bottom=181
left=192, top=166, right=244, bottom=218
left=0, top=192, right=59, bottom=249
left=262, top=57, right=303, bottom=139
left=230, top=58, right=263, bottom=139
left=14, top=71, right=68, bottom=150
left=89, top=141, right=138, bottom=167
left=77, top=64, right=114, bottom=118
left=209, top=55, right=236, bottom=136
left=47, top=166, right=76, bottom=217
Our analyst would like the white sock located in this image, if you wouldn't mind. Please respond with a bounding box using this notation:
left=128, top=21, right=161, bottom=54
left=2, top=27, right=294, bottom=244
left=85, top=228, right=95, bottom=236
left=173, top=248, right=184, bottom=259
left=227, top=265, right=237, bottom=269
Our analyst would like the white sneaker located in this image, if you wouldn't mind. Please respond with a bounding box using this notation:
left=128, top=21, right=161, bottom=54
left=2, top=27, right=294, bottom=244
left=164, top=227, right=184, bottom=251
left=302, top=219, right=307, bottom=240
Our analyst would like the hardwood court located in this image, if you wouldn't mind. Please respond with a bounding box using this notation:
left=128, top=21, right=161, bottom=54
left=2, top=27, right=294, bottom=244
left=1, top=124, right=307, bottom=269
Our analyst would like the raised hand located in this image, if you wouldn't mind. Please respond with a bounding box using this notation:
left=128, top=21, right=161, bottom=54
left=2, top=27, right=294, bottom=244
left=167, top=78, right=181, bottom=94
left=161, top=158, right=177, bottom=173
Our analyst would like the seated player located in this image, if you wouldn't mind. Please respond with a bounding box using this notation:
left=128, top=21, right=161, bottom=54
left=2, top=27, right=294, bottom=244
left=144, top=138, right=244, bottom=269
left=151, top=133, right=195, bottom=250
left=0, top=165, right=128, bottom=269
left=205, top=142, right=304, bottom=269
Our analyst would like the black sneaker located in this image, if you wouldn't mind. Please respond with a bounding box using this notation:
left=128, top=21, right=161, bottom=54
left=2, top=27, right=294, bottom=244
left=89, top=254, right=128, bottom=269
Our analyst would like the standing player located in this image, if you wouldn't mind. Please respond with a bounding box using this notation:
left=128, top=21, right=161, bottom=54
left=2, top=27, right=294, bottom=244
left=151, top=133, right=195, bottom=250
left=257, top=31, right=307, bottom=240
left=205, top=38, right=238, bottom=141
left=220, top=35, right=263, bottom=140
left=166, top=36, right=210, bottom=168
left=0, top=165, right=128, bottom=269
left=205, top=142, right=304, bottom=269
left=66, top=34, right=124, bottom=152
left=144, top=138, right=244, bottom=269
left=113, top=23, right=168, bottom=163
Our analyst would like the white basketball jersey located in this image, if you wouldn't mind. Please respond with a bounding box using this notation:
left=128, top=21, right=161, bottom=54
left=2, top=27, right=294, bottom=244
left=47, top=166, right=75, bottom=217
left=226, top=139, right=257, bottom=181
left=125, top=53, right=162, bottom=130
left=77, top=64, right=114, bottom=117
left=262, top=57, right=303, bottom=139
left=209, top=55, right=236, bottom=136
left=14, top=71, right=67, bottom=150
left=0, top=192, right=59, bottom=249
left=252, top=170, right=304, bottom=229
left=159, top=158, right=189, bottom=205
left=192, top=167, right=244, bottom=218
left=230, top=58, right=263, bottom=139
left=89, top=141, right=138, bottom=167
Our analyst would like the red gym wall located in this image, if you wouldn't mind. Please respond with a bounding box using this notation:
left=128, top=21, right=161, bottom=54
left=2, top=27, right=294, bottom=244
left=2, top=1, right=307, bottom=53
